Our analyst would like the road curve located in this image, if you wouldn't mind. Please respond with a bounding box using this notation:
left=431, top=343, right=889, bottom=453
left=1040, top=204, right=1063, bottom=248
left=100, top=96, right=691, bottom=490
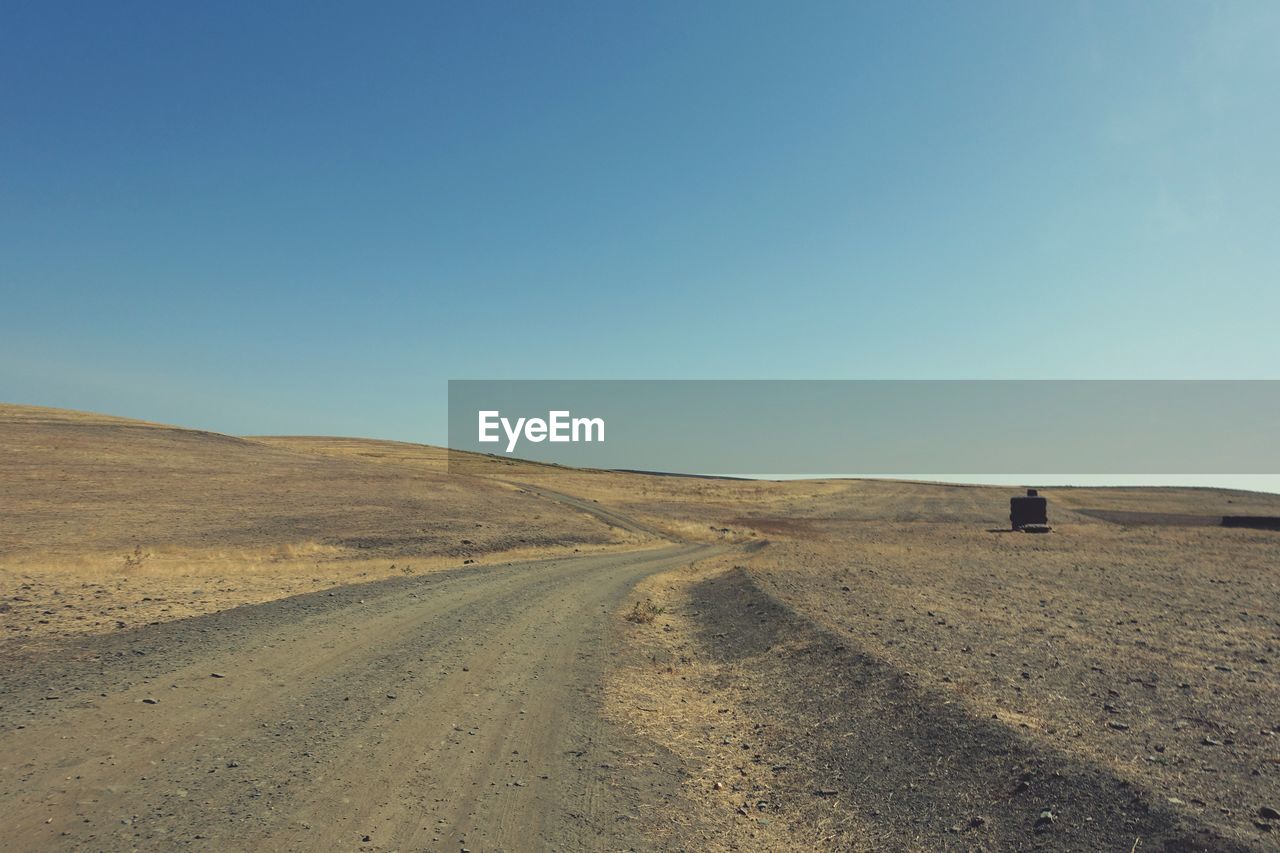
left=0, top=543, right=714, bottom=851
left=510, top=481, right=668, bottom=539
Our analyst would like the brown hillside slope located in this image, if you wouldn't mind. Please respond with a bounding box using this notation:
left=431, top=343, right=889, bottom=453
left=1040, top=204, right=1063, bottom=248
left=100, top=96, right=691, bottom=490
left=0, top=404, right=643, bottom=648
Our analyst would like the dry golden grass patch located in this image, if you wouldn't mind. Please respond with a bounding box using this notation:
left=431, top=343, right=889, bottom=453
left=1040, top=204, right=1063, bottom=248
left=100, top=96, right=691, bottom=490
left=1, top=538, right=658, bottom=649
left=623, top=598, right=665, bottom=624
left=604, top=552, right=864, bottom=851
left=1048, top=484, right=1280, bottom=517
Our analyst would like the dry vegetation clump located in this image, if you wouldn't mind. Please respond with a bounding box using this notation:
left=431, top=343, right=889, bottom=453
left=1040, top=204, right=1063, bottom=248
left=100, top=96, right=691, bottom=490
left=624, top=598, right=665, bottom=624
left=120, top=545, right=150, bottom=571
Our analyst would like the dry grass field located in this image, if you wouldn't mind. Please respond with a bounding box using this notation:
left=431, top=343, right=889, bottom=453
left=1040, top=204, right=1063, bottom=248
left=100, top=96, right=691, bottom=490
left=0, top=405, right=647, bottom=650
left=2, top=402, right=1278, bottom=850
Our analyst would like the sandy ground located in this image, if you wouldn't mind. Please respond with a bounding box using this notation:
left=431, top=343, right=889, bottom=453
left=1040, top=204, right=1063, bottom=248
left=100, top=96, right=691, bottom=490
left=3, top=402, right=1280, bottom=850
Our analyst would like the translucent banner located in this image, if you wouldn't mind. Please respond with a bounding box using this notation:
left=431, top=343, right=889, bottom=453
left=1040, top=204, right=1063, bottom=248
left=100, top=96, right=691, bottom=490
left=447, top=380, right=1280, bottom=475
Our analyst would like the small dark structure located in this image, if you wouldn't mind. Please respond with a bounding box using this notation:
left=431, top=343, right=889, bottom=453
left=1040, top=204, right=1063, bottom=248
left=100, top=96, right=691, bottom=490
left=1222, top=516, right=1280, bottom=532
left=1010, top=489, right=1049, bottom=532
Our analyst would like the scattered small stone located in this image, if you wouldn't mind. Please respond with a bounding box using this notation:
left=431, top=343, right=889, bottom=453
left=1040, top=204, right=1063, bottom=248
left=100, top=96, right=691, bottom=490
left=1034, top=809, right=1056, bottom=832
left=210, top=673, right=225, bottom=678
left=1260, top=806, right=1280, bottom=820
left=141, top=698, right=159, bottom=705
left=814, top=788, right=838, bottom=797
left=1202, top=737, right=1222, bottom=746
left=1108, top=722, right=1130, bottom=731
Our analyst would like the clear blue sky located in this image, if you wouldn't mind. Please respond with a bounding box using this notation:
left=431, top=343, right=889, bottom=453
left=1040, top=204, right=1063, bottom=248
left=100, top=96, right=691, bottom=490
left=3, top=1, right=1278, bottom=443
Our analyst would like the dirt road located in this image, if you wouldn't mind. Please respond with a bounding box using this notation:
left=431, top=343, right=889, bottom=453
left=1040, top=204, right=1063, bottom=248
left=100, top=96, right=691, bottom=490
left=0, top=543, right=713, bottom=852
